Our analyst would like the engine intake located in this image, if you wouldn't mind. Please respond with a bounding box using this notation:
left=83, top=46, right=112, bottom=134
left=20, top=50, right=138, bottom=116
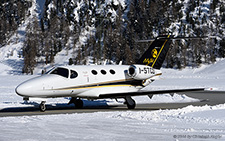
left=127, top=64, right=155, bottom=80
left=128, top=66, right=136, bottom=76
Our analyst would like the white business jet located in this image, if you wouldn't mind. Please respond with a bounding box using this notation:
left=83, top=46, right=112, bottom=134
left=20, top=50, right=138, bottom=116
left=16, top=35, right=204, bottom=111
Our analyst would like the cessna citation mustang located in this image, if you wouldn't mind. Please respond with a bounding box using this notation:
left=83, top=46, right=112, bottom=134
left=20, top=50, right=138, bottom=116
left=16, top=35, right=204, bottom=112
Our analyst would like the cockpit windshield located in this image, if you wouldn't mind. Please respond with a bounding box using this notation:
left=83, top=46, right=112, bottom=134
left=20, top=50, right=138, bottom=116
left=50, top=67, right=69, bottom=78
left=45, top=67, right=55, bottom=74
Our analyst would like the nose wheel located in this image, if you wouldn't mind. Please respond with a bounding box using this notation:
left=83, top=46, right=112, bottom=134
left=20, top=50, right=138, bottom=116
left=39, top=101, right=46, bottom=112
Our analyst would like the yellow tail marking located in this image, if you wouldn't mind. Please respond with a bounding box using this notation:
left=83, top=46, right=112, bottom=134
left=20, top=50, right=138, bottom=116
left=150, top=35, right=170, bottom=67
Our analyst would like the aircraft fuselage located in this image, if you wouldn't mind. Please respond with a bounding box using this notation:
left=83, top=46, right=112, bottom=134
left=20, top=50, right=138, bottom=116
left=16, top=65, right=156, bottom=99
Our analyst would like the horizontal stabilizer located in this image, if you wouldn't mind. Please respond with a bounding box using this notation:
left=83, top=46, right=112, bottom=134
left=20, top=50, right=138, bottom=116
left=136, top=36, right=208, bottom=43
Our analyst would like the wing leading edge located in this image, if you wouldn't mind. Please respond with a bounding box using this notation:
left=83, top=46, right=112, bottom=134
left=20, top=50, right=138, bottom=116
left=99, top=88, right=205, bottom=98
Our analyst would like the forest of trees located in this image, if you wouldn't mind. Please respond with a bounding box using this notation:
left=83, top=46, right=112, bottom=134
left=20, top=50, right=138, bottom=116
left=0, top=0, right=225, bottom=74
left=0, top=0, right=31, bottom=46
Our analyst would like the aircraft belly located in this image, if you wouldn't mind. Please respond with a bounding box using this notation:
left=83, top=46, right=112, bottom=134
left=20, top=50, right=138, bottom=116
left=25, top=89, right=72, bottom=98
left=77, top=85, right=139, bottom=98
left=33, top=87, right=91, bottom=98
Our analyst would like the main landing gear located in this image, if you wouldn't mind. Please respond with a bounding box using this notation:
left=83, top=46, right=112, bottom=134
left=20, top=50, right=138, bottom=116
left=68, top=97, right=84, bottom=109
left=39, top=101, right=46, bottom=112
left=124, top=96, right=136, bottom=109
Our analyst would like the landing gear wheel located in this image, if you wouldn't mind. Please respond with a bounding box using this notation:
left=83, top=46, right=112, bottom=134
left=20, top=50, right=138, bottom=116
left=75, top=99, right=83, bottom=109
left=127, top=101, right=136, bottom=109
left=39, top=101, right=46, bottom=112
left=68, top=97, right=84, bottom=109
left=125, top=96, right=136, bottom=109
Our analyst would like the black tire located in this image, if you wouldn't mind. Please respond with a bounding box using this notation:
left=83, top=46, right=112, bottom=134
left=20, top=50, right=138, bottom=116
left=126, top=98, right=136, bottom=109
left=75, top=99, right=83, bottom=109
left=39, top=102, right=46, bottom=112
left=127, top=102, right=136, bottom=109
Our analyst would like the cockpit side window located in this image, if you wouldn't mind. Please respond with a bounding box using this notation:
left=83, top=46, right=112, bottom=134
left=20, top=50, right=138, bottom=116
left=50, top=67, right=69, bottom=78
left=70, top=70, right=78, bottom=79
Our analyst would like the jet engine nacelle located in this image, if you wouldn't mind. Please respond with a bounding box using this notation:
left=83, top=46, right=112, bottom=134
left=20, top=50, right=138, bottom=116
left=127, top=64, right=155, bottom=80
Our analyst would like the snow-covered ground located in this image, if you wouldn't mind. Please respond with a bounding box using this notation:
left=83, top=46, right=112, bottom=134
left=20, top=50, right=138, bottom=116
left=1, top=106, right=225, bottom=140
left=1, top=59, right=225, bottom=140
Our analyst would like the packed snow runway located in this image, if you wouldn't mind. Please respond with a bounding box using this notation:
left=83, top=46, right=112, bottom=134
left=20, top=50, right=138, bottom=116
left=1, top=59, right=225, bottom=140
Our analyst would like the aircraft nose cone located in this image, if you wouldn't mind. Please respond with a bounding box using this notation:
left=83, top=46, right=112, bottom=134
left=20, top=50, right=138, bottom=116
left=15, top=82, right=32, bottom=97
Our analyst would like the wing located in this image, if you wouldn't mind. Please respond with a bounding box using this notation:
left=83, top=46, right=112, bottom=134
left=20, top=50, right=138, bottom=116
left=99, top=88, right=205, bottom=98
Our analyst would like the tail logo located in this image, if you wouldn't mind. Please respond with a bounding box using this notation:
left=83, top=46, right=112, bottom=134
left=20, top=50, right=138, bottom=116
left=152, top=49, right=158, bottom=58
left=142, top=48, right=158, bottom=65
left=143, top=58, right=154, bottom=65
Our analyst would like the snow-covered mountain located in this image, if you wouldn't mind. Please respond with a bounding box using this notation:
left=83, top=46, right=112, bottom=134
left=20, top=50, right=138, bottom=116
left=0, top=0, right=225, bottom=75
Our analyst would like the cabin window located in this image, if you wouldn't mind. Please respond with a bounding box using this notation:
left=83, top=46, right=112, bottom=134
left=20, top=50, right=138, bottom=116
left=50, top=67, right=69, bottom=78
left=101, top=70, right=107, bottom=75
left=91, top=70, right=98, bottom=75
left=70, top=70, right=78, bottom=79
left=109, top=69, right=115, bottom=75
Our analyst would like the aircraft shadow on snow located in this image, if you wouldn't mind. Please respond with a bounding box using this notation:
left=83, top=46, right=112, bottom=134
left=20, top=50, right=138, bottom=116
left=0, top=99, right=115, bottom=113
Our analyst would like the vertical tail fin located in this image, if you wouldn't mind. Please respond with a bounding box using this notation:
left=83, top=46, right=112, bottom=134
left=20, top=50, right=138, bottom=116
left=137, top=35, right=173, bottom=69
